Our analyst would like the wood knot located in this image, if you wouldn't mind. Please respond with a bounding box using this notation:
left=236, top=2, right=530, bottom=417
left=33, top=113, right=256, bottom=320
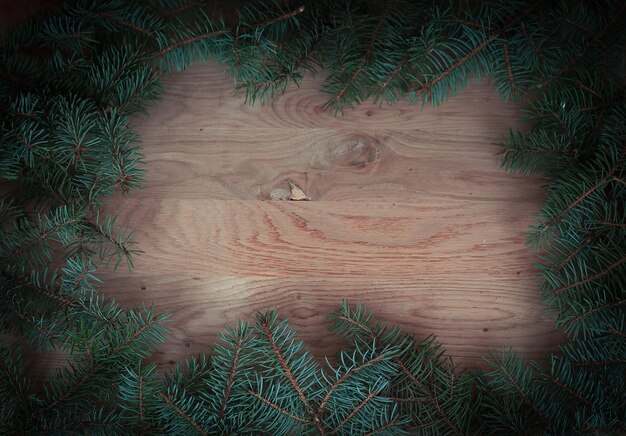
left=256, top=172, right=311, bottom=200
left=310, top=132, right=380, bottom=173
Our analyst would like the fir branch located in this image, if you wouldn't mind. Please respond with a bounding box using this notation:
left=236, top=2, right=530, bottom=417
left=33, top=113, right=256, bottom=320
left=159, top=393, right=208, bottom=436
left=113, top=315, right=161, bottom=355
left=428, top=374, right=462, bottom=436
left=519, top=23, right=541, bottom=62
left=156, top=29, right=229, bottom=58
left=454, top=18, right=484, bottom=30
left=411, top=0, right=545, bottom=98
left=1, top=270, right=72, bottom=308
left=379, top=52, right=409, bottom=90
left=599, top=220, right=626, bottom=228
left=247, top=390, right=308, bottom=424
left=576, top=424, right=623, bottom=434
left=0, top=67, right=36, bottom=90
left=493, top=359, right=549, bottom=427
left=37, top=364, right=98, bottom=420
left=554, top=255, right=626, bottom=295
left=218, top=335, right=242, bottom=420
left=335, top=0, right=394, bottom=103
left=580, top=91, right=626, bottom=112
left=396, top=359, right=461, bottom=435
left=259, top=316, right=310, bottom=409
left=84, top=220, right=131, bottom=259
left=2, top=1, right=626, bottom=432
left=337, top=315, right=377, bottom=341
left=553, top=235, right=598, bottom=272
left=333, top=389, right=379, bottom=432
left=2, top=217, right=82, bottom=260
left=550, top=112, right=576, bottom=145
left=156, top=5, right=305, bottom=58
left=568, top=298, right=626, bottom=324
left=536, top=146, right=625, bottom=239
left=317, top=353, right=386, bottom=414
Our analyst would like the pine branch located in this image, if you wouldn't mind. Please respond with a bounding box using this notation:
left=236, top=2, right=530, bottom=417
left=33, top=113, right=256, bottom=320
left=568, top=298, right=626, bottom=324
left=553, top=235, right=598, bottom=272
left=535, top=145, right=625, bottom=240
left=317, top=353, right=387, bottom=414
left=160, top=393, right=208, bottom=436
left=1, top=270, right=72, bottom=308
left=156, top=5, right=305, bottom=58
left=156, top=29, right=229, bottom=58
left=333, top=389, right=379, bottom=432
left=2, top=215, right=82, bottom=260
left=334, top=0, right=394, bottom=103
left=247, top=390, right=308, bottom=424
left=218, top=335, right=242, bottom=420
left=493, top=359, right=549, bottom=427
left=258, top=316, right=310, bottom=409
left=411, top=0, right=545, bottom=98
left=396, top=359, right=461, bottom=435
left=554, top=255, right=626, bottom=295
left=379, top=52, right=409, bottom=90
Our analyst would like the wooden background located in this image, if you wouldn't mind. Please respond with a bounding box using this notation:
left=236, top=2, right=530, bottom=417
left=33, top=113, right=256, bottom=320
left=2, top=3, right=565, bottom=376
left=96, top=63, right=564, bottom=370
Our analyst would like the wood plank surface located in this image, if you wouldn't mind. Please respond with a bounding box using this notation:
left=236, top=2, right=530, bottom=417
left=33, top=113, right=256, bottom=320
left=83, top=62, right=565, bottom=371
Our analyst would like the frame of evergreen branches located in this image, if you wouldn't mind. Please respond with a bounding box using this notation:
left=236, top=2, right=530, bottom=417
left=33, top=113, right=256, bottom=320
left=1, top=0, right=624, bottom=434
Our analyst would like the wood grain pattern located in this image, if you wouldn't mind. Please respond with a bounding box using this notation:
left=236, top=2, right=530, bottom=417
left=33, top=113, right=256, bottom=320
left=75, top=62, right=564, bottom=372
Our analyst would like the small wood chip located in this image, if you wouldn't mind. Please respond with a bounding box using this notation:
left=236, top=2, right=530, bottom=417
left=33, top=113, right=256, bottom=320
left=288, top=181, right=311, bottom=201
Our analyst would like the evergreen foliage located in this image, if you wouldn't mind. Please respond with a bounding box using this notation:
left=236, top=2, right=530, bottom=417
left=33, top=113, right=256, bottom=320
left=0, top=0, right=624, bottom=433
